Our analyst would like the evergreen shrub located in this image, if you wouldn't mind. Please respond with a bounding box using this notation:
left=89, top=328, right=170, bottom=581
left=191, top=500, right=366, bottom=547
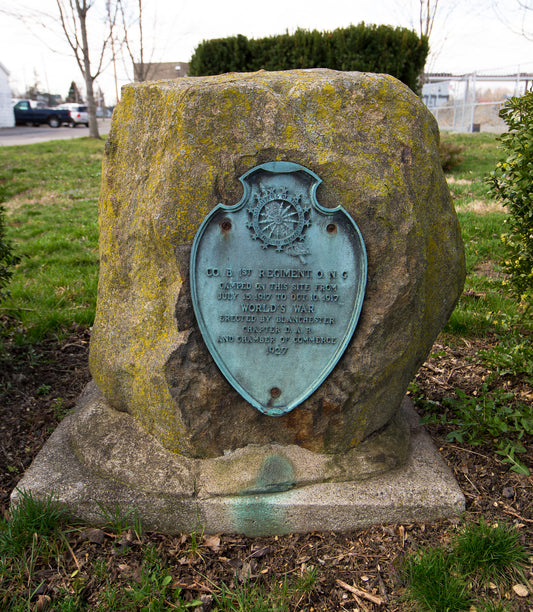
left=439, top=140, right=465, bottom=172
left=489, top=89, right=533, bottom=306
left=189, top=23, right=428, bottom=93
left=0, top=204, right=19, bottom=303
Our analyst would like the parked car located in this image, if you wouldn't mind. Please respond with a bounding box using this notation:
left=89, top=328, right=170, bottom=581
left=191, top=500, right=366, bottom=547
left=13, top=100, right=71, bottom=127
left=68, top=105, right=89, bottom=127
left=57, top=103, right=89, bottom=127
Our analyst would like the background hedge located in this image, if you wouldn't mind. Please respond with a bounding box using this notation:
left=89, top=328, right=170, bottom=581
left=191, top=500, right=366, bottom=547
left=189, top=23, right=429, bottom=93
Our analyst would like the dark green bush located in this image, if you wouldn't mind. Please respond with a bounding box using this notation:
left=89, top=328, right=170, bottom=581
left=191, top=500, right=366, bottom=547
left=189, top=24, right=428, bottom=93
left=488, top=89, right=533, bottom=305
left=439, top=140, right=465, bottom=172
left=0, top=203, right=19, bottom=302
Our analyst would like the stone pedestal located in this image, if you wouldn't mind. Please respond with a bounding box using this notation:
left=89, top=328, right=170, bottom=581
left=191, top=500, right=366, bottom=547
left=12, top=384, right=464, bottom=536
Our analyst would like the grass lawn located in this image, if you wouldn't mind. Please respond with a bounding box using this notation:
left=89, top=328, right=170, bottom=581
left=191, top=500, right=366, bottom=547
left=440, top=133, right=525, bottom=338
left=0, top=138, right=103, bottom=340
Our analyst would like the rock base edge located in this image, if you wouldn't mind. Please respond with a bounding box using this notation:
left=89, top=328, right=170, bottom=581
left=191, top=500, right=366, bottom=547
left=11, top=386, right=464, bottom=536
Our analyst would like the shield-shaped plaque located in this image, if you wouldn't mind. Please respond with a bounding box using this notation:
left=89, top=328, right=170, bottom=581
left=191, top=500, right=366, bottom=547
left=190, top=162, right=366, bottom=416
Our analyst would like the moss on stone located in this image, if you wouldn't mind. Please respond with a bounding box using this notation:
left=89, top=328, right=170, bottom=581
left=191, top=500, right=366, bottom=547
left=89, top=69, right=464, bottom=457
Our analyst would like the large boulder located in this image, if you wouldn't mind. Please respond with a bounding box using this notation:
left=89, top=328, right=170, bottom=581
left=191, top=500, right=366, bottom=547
left=90, top=69, right=464, bottom=465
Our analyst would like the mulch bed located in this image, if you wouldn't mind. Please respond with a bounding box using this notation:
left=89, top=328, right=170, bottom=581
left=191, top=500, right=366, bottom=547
left=1, top=324, right=532, bottom=610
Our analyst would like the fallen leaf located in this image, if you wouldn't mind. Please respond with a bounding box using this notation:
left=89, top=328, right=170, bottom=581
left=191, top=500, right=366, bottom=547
left=203, top=534, right=221, bottom=550
left=35, top=595, right=51, bottom=612
left=249, top=546, right=271, bottom=559
left=237, top=560, right=254, bottom=582
left=512, top=584, right=529, bottom=597
left=79, top=528, right=105, bottom=545
left=398, top=525, right=406, bottom=547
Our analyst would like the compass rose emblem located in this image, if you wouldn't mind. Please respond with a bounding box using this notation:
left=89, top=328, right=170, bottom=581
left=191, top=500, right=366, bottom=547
left=247, top=187, right=311, bottom=257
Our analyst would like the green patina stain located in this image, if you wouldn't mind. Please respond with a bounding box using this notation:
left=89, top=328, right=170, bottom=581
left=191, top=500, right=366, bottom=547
left=219, top=454, right=296, bottom=536
left=244, top=454, right=295, bottom=494
left=207, top=452, right=296, bottom=497
left=231, top=491, right=293, bottom=537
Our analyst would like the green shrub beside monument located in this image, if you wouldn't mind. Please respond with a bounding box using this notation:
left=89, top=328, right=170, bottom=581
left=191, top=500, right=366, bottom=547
left=0, top=206, right=19, bottom=303
left=489, top=89, right=533, bottom=307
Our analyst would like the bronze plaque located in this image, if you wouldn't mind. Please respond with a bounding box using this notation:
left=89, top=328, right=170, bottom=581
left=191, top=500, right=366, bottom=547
left=190, top=162, right=367, bottom=415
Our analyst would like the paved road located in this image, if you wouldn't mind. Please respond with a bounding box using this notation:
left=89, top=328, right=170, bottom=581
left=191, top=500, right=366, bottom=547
left=0, top=119, right=111, bottom=146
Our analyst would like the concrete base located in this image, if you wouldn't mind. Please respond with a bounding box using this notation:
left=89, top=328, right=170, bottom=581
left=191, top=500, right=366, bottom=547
left=12, top=384, right=465, bottom=536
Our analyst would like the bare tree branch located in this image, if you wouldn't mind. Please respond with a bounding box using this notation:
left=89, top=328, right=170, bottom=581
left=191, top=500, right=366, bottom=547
left=2, top=0, right=125, bottom=134
left=418, top=0, right=440, bottom=40
left=56, top=0, right=84, bottom=75
left=55, top=0, right=118, bottom=138
left=118, top=0, right=135, bottom=68
left=91, top=1, right=119, bottom=80
left=492, top=0, right=533, bottom=41
left=117, top=0, right=152, bottom=82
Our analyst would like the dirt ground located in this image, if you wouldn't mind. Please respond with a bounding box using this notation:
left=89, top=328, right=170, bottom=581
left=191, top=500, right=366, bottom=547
left=1, top=323, right=532, bottom=610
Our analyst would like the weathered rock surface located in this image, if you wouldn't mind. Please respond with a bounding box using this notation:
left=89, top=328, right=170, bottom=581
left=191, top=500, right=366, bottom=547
left=90, top=69, right=465, bottom=460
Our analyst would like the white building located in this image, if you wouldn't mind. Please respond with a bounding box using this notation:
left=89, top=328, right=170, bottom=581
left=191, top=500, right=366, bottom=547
left=0, top=62, right=14, bottom=127
left=421, top=80, right=450, bottom=109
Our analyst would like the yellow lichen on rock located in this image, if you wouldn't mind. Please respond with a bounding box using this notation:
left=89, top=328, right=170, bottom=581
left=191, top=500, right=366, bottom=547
left=89, top=69, right=464, bottom=457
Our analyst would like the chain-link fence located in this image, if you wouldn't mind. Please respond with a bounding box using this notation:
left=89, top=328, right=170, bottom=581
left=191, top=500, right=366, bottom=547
left=423, top=69, right=533, bottom=133
left=430, top=99, right=508, bottom=133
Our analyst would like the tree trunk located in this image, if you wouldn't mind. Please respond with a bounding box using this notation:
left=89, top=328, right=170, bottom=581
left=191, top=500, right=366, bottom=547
left=77, top=0, right=100, bottom=139
left=85, top=76, right=100, bottom=139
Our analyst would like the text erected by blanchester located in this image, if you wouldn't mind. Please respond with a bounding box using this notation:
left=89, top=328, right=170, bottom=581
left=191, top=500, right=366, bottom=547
left=203, top=266, right=353, bottom=354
